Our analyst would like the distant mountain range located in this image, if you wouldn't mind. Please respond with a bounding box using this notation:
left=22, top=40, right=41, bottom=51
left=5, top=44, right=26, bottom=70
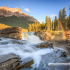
left=0, top=6, right=36, bottom=29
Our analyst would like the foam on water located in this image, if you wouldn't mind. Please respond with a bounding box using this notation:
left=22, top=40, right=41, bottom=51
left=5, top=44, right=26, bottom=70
left=0, top=32, right=54, bottom=68
left=22, top=32, right=44, bottom=44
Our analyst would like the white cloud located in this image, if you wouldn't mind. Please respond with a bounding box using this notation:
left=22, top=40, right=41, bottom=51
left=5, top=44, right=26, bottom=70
left=32, top=12, right=33, bottom=13
left=49, top=14, right=57, bottom=17
left=24, top=8, right=30, bottom=12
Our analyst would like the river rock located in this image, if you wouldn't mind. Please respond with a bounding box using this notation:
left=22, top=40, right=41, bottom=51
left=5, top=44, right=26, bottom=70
left=66, top=38, right=70, bottom=50
left=67, top=41, right=70, bottom=50
left=0, top=38, right=2, bottom=41
left=0, top=38, right=29, bottom=45
left=0, top=27, right=22, bottom=39
left=0, top=53, right=20, bottom=70
left=33, top=49, right=70, bottom=70
left=36, top=42, right=53, bottom=48
left=15, top=57, right=34, bottom=70
left=0, top=54, right=34, bottom=70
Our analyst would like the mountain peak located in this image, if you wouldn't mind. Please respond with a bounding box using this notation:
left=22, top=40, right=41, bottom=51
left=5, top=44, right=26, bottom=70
left=0, top=6, right=36, bottom=23
left=0, top=6, right=23, bottom=14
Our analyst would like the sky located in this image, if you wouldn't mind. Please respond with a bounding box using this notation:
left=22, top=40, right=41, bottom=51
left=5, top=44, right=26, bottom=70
left=0, top=0, right=70, bottom=23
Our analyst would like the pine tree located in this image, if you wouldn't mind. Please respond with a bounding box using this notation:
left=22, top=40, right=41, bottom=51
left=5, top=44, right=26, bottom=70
left=48, top=17, right=51, bottom=31
left=52, top=20, right=54, bottom=30
left=50, top=21, right=52, bottom=31
left=41, top=21, right=45, bottom=30
left=45, top=16, right=48, bottom=30
left=59, top=9, right=62, bottom=21
left=67, top=17, right=70, bottom=30
left=62, top=8, right=67, bottom=30
left=54, top=16, right=59, bottom=31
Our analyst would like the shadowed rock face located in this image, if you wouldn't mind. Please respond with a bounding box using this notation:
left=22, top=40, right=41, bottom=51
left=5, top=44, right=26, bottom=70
left=0, top=27, right=22, bottom=39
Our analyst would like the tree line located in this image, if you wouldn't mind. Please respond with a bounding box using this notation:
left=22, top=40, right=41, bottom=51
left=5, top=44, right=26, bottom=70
left=28, top=6, right=70, bottom=32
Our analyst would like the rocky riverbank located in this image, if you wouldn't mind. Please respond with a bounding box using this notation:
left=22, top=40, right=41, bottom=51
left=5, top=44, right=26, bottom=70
left=35, top=30, right=70, bottom=55
left=34, top=30, right=54, bottom=41
left=0, top=31, right=70, bottom=70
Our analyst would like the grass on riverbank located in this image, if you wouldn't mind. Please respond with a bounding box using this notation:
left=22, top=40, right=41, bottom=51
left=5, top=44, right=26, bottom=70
left=0, top=23, right=28, bottom=32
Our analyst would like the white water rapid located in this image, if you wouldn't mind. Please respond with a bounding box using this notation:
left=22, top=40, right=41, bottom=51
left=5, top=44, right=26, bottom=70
left=0, top=32, right=54, bottom=69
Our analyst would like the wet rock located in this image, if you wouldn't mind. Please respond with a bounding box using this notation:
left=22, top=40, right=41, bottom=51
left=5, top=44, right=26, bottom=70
left=0, top=53, right=20, bottom=70
left=12, top=40, right=30, bottom=45
left=12, top=40, right=23, bottom=45
left=0, top=42, right=8, bottom=45
left=0, top=54, right=34, bottom=70
left=67, top=41, right=70, bottom=50
left=0, top=38, right=30, bottom=45
left=65, top=37, right=70, bottom=50
left=0, top=27, right=22, bottom=40
left=34, top=49, right=70, bottom=70
left=55, top=49, right=68, bottom=57
left=66, top=38, right=70, bottom=44
left=0, top=39, right=1, bottom=40
left=15, top=57, right=34, bottom=70
left=36, top=42, right=53, bottom=48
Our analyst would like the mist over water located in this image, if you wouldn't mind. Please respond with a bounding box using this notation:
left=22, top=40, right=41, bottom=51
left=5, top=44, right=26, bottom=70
left=0, top=32, right=54, bottom=68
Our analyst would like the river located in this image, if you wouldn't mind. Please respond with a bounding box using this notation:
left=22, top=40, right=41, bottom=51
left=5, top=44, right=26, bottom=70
left=0, top=32, right=69, bottom=70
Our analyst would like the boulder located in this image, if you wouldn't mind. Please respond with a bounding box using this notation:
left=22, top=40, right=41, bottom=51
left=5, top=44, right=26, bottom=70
left=0, top=38, right=2, bottom=41
left=67, top=41, right=70, bottom=50
left=0, top=27, right=22, bottom=39
left=34, top=30, right=54, bottom=41
left=0, top=54, right=34, bottom=70
left=66, top=38, right=70, bottom=50
left=0, top=54, right=20, bottom=70
left=66, top=38, right=70, bottom=44
left=14, top=57, right=34, bottom=70
left=36, top=42, right=53, bottom=48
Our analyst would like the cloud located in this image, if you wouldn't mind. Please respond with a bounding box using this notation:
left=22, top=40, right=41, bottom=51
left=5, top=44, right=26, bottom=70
left=32, top=12, right=33, bottom=13
left=24, top=8, right=30, bottom=12
left=49, top=14, right=57, bottom=17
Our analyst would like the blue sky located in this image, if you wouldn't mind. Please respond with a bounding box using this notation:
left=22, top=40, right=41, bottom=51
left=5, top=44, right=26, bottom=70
left=0, top=0, right=70, bottom=23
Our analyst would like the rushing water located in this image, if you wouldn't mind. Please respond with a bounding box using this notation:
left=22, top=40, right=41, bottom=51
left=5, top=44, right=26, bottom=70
left=22, top=32, right=44, bottom=44
left=0, top=32, right=54, bottom=69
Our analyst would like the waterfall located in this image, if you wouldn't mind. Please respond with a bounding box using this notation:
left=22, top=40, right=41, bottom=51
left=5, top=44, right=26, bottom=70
left=0, top=32, right=54, bottom=68
left=22, top=32, right=44, bottom=44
